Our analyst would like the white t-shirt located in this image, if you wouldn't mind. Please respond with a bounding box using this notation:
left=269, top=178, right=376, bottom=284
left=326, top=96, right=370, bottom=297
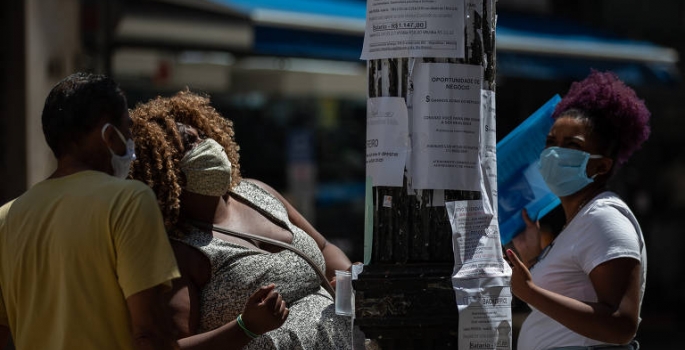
left=517, top=191, right=647, bottom=350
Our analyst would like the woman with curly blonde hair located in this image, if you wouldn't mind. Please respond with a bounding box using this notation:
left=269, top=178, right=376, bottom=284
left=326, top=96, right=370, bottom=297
left=130, top=90, right=356, bottom=349
left=130, top=90, right=242, bottom=229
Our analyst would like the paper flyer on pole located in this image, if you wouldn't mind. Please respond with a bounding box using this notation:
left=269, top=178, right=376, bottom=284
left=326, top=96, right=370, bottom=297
left=447, top=199, right=512, bottom=349
left=455, top=284, right=512, bottom=350
left=366, top=97, right=410, bottom=187
left=360, top=0, right=465, bottom=60
left=448, top=200, right=508, bottom=276
left=410, top=62, right=482, bottom=190
left=480, top=90, right=498, bottom=214
left=363, top=176, right=373, bottom=265
left=404, top=58, right=416, bottom=194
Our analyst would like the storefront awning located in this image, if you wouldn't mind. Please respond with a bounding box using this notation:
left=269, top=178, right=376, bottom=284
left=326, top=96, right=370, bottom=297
left=115, top=0, right=680, bottom=84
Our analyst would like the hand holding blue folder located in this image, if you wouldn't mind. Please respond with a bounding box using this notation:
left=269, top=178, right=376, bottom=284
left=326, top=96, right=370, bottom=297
left=497, top=95, right=562, bottom=245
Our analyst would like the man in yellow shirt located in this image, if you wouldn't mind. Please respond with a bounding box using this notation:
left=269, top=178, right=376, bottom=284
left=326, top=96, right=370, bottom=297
left=0, top=72, right=181, bottom=349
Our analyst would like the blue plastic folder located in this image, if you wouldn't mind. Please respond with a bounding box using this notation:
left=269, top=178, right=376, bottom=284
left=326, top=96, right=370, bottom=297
left=497, top=95, right=562, bottom=245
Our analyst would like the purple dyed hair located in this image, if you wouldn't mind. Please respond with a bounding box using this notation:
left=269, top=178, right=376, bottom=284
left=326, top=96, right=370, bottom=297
left=552, top=70, right=651, bottom=166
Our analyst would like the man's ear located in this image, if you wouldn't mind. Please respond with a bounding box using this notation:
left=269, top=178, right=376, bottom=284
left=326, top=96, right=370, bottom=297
left=100, top=123, right=125, bottom=154
left=100, top=123, right=113, bottom=147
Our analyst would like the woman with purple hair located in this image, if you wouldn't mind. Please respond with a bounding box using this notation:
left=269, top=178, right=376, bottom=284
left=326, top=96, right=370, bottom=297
left=507, top=71, right=649, bottom=350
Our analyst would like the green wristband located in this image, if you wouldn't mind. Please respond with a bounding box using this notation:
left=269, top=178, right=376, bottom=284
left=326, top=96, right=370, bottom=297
left=237, top=314, right=260, bottom=339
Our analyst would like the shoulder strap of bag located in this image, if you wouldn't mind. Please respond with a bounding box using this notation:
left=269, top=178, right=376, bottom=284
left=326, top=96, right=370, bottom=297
left=189, top=220, right=335, bottom=299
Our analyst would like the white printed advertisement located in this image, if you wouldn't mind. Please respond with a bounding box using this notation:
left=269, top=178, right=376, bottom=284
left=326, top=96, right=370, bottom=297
left=411, top=62, right=482, bottom=190
left=447, top=199, right=512, bottom=350
left=366, top=97, right=410, bottom=187
left=480, top=90, right=498, bottom=214
left=361, top=0, right=465, bottom=60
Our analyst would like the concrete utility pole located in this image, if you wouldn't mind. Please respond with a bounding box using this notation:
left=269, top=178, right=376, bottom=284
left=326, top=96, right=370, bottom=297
left=355, top=1, right=497, bottom=348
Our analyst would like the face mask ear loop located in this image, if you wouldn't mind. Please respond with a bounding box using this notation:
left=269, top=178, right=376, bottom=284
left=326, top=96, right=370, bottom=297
left=102, top=123, right=128, bottom=146
left=588, top=154, right=606, bottom=179
left=101, top=123, right=110, bottom=142
left=102, top=123, right=134, bottom=159
left=103, top=123, right=137, bottom=170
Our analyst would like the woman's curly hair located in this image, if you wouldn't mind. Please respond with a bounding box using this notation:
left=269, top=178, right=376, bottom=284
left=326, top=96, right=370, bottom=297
left=552, top=70, right=651, bottom=166
left=129, top=89, right=242, bottom=229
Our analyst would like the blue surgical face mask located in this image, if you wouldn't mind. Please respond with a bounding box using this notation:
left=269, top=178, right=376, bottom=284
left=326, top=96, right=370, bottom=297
left=538, top=146, right=603, bottom=197
left=101, top=123, right=136, bottom=179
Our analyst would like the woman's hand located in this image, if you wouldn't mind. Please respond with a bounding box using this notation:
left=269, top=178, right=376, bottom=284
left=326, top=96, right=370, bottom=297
left=240, top=284, right=289, bottom=336
left=506, top=249, right=535, bottom=303
left=512, top=209, right=543, bottom=268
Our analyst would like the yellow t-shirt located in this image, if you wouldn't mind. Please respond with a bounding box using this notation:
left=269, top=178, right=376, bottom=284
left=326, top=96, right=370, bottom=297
left=0, top=170, right=180, bottom=349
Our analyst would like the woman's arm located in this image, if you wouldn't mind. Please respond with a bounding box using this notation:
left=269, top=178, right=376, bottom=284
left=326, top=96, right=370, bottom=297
left=169, top=242, right=288, bottom=350
left=0, top=326, right=10, bottom=350
left=126, top=286, right=180, bottom=350
left=246, top=179, right=353, bottom=280
left=507, top=250, right=641, bottom=344
left=177, top=285, right=288, bottom=350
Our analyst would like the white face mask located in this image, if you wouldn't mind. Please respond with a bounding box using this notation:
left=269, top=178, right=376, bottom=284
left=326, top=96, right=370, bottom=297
left=180, top=138, right=232, bottom=196
left=101, top=123, right=136, bottom=179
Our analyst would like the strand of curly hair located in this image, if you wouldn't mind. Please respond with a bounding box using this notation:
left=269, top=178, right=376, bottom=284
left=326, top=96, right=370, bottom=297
left=129, top=89, right=242, bottom=229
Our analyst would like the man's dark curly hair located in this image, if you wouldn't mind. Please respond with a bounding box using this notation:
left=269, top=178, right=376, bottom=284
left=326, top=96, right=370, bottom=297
left=129, top=89, right=242, bottom=229
left=42, top=72, right=126, bottom=158
left=552, top=70, right=651, bottom=166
